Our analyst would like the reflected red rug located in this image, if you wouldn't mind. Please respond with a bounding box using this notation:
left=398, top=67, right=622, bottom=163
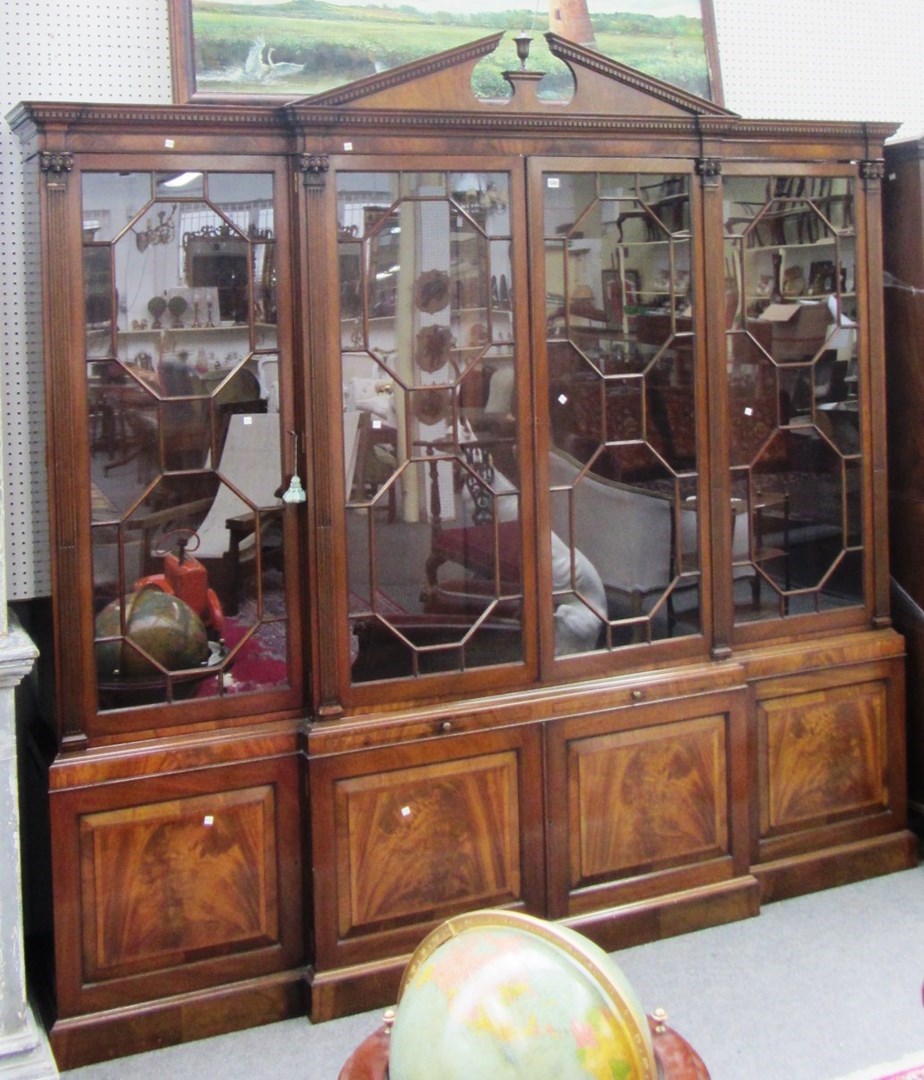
left=196, top=586, right=289, bottom=698
left=837, top=1056, right=924, bottom=1080
left=194, top=611, right=288, bottom=698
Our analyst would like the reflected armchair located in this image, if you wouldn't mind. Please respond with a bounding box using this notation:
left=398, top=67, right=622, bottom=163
left=130, top=413, right=284, bottom=617
left=420, top=438, right=607, bottom=655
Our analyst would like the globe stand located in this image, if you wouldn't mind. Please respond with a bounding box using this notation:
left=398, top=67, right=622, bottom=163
left=338, top=909, right=711, bottom=1079
left=338, top=1011, right=711, bottom=1079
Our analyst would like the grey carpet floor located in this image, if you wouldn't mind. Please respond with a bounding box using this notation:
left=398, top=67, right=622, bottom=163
left=60, top=862, right=924, bottom=1080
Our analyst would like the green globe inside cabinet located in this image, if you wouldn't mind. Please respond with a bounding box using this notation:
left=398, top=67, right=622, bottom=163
left=10, top=32, right=915, bottom=1069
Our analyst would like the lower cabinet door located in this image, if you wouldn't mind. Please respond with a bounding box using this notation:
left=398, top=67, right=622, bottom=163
left=750, top=648, right=916, bottom=898
left=50, top=745, right=304, bottom=1020
left=309, top=723, right=545, bottom=975
left=544, top=685, right=753, bottom=940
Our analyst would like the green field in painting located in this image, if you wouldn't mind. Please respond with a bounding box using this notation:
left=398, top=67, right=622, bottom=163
left=191, top=2, right=710, bottom=99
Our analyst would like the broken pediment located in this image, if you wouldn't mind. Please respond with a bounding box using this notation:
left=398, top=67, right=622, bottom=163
left=290, top=31, right=736, bottom=121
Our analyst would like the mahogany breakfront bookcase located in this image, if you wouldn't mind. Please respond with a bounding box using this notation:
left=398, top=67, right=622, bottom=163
left=10, top=33, right=916, bottom=1069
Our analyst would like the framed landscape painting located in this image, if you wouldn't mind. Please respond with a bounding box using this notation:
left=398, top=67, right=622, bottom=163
left=168, top=0, right=724, bottom=106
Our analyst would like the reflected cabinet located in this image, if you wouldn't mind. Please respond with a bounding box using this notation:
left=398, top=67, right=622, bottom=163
left=11, top=32, right=915, bottom=1068
left=884, top=136, right=924, bottom=822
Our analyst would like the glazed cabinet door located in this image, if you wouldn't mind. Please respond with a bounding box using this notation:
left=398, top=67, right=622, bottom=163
left=721, top=166, right=872, bottom=635
left=531, top=159, right=709, bottom=678
left=326, top=159, right=537, bottom=708
left=55, top=158, right=302, bottom=742
left=309, top=721, right=544, bottom=1019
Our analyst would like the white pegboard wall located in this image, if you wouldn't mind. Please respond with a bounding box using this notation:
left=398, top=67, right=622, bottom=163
left=2, top=2, right=923, bottom=602
left=1, top=1, right=172, bottom=600
left=713, top=0, right=924, bottom=139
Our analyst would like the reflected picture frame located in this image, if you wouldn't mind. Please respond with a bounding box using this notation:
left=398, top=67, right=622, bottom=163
left=167, top=0, right=723, bottom=106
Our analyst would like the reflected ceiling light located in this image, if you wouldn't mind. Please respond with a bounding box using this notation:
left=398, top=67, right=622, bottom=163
left=162, top=171, right=203, bottom=188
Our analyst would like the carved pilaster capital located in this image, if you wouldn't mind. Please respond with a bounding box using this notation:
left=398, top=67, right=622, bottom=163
left=696, top=158, right=722, bottom=185
left=298, top=152, right=330, bottom=190
left=39, top=150, right=74, bottom=190
left=860, top=158, right=886, bottom=183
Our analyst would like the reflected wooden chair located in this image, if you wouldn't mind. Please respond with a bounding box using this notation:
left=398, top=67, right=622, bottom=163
left=418, top=436, right=522, bottom=619
left=132, top=413, right=283, bottom=617
left=196, top=412, right=283, bottom=615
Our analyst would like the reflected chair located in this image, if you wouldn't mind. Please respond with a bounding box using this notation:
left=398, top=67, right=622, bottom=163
left=549, top=449, right=675, bottom=621
left=419, top=437, right=522, bottom=619
left=195, top=412, right=283, bottom=615
left=548, top=449, right=754, bottom=633
left=348, top=411, right=398, bottom=521
left=421, top=440, right=607, bottom=655
left=131, top=412, right=283, bottom=617
left=125, top=413, right=283, bottom=618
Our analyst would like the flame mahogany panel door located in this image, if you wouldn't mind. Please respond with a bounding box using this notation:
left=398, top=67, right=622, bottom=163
left=308, top=722, right=545, bottom=1020
left=544, top=678, right=757, bottom=946
left=750, top=649, right=914, bottom=901
left=49, top=742, right=304, bottom=1030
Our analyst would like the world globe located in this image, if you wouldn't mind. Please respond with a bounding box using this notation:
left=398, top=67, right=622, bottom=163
left=95, top=588, right=210, bottom=681
left=388, top=910, right=657, bottom=1080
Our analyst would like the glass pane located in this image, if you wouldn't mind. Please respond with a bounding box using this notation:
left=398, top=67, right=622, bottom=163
left=724, top=174, right=862, bottom=623
left=156, top=170, right=205, bottom=199
left=84, top=247, right=113, bottom=358
left=254, top=241, right=278, bottom=338
left=209, top=172, right=276, bottom=345
left=400, top=171, right=444, bottom=198
left=338, top=170, right=522, bottom=683
left=82, top=172, right=152, bottom=243
left=208, top=171, right=273, bottom=206
left=449, top=172, right=510, bottom=237
left=82, top=171, right=291, bottom=710
left=543, top=170, right=700, bottom=653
